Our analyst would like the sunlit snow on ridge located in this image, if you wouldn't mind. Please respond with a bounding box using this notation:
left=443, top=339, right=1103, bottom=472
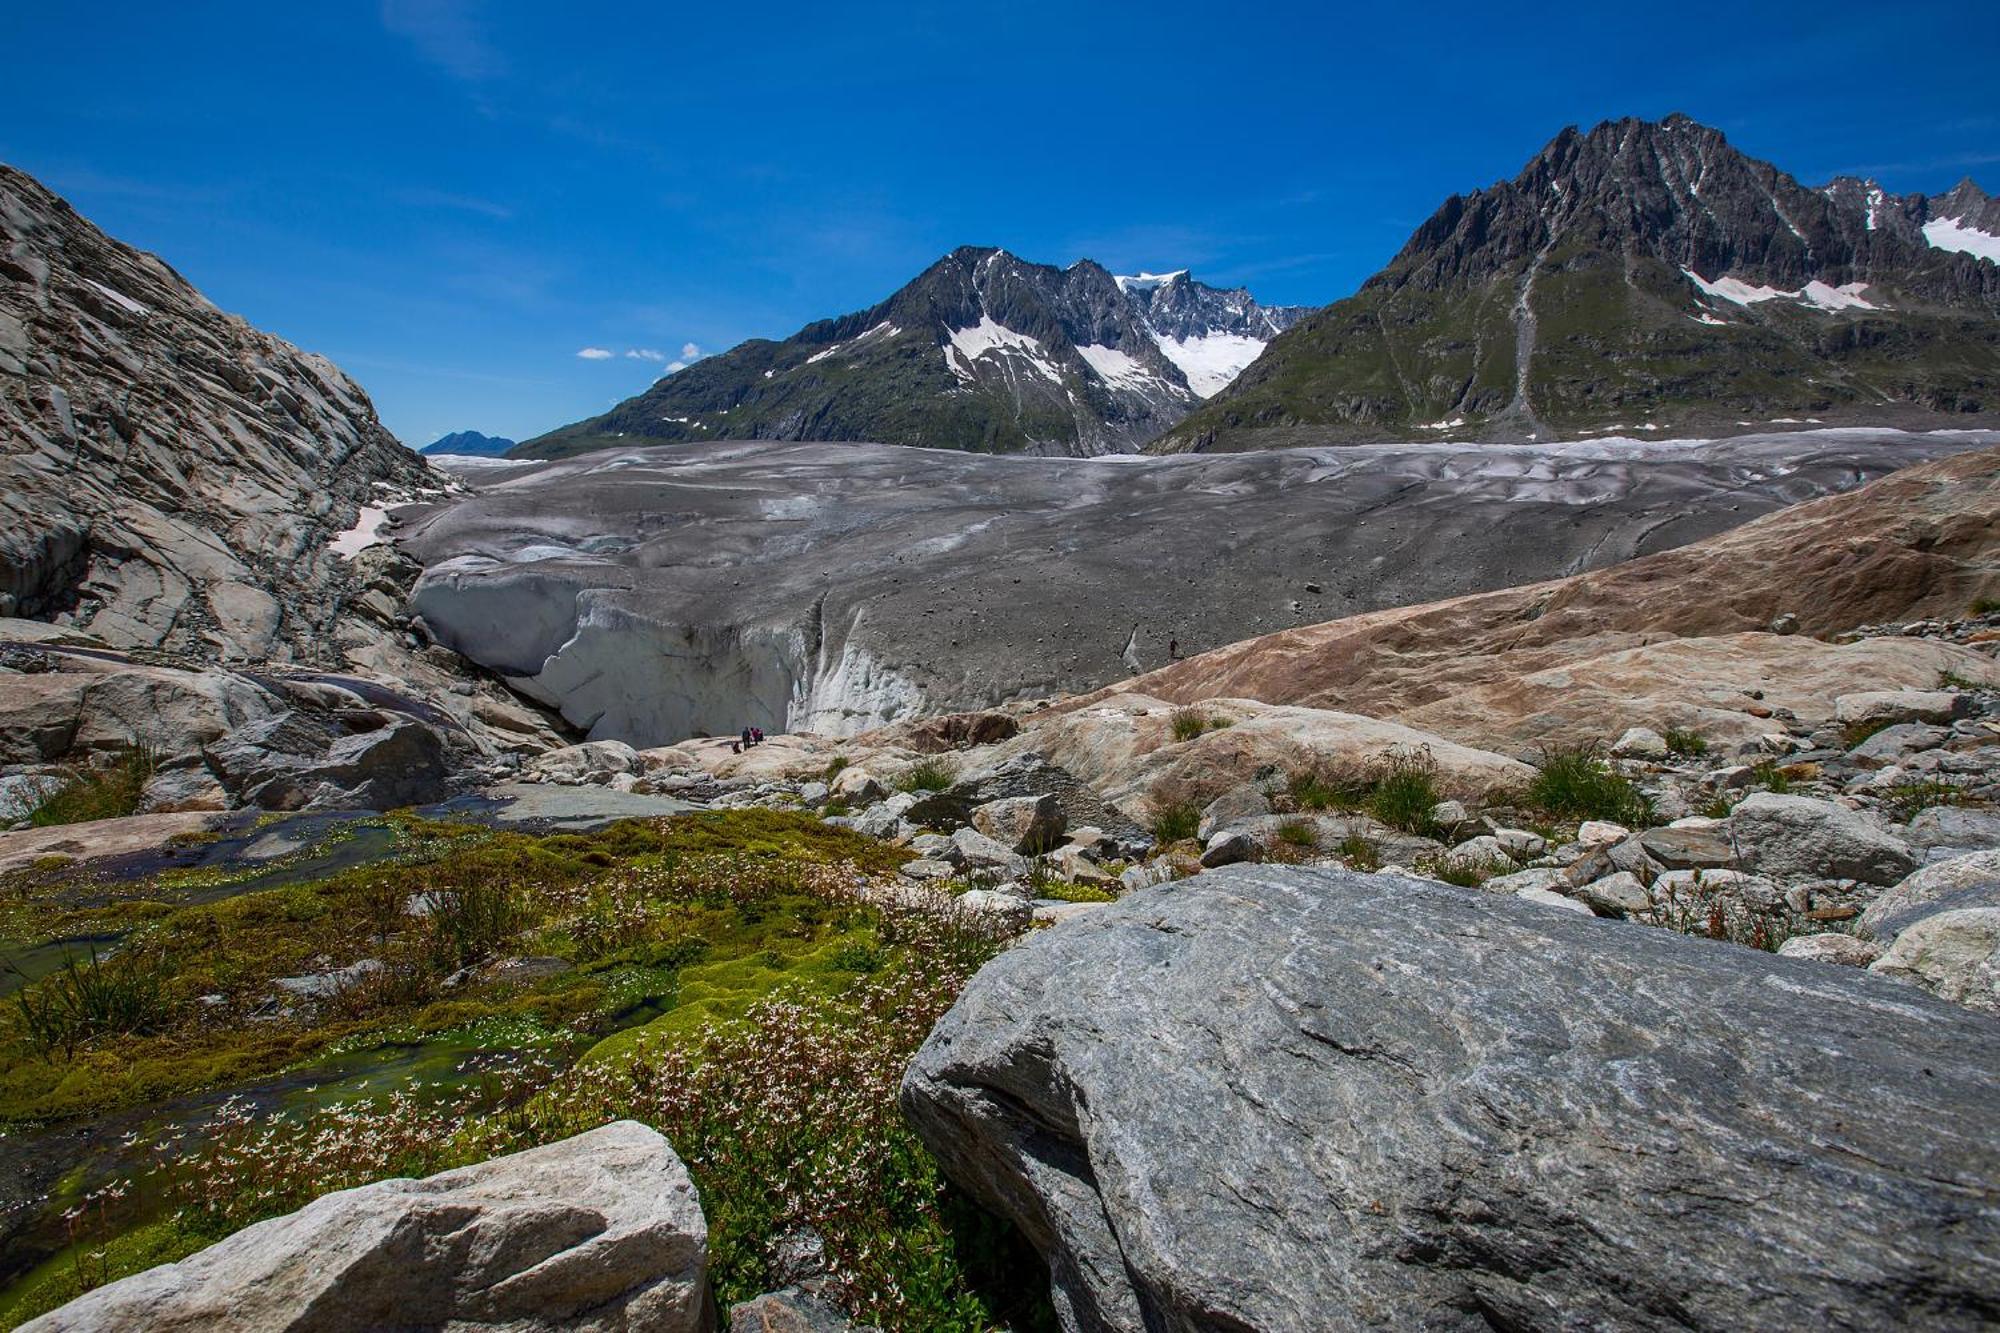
left=1114, top=270, right=1187, bottom=293
left=1923, top=216, right=2000, bottom=264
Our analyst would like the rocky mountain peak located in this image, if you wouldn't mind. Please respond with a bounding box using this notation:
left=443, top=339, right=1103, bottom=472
left=515, top=245, right=1309, bottom=459
left=1158, top=116, right=2000, bottom=452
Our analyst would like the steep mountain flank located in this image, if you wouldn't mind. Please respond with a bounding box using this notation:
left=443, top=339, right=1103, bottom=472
left=1155, top=115, right=2000, bottom=451
left=514, top=249, right=1307, bottom=459
left=0, top=162, right=433, bottom=661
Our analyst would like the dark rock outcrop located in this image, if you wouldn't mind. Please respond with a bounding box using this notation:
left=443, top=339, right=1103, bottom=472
left=903, top=865, right=2000, bottom=1331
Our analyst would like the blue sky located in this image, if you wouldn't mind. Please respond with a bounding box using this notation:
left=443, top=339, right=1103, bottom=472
left=3, top=2, right=1994, bottom=447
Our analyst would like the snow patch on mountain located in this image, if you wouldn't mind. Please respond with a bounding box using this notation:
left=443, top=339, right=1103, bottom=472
left=1077, top=343, right=1163, bottom=392
left=949, top=315, right=1043, bottom=362
left=947, top=316, right=1062, bottom=384
left=82, top=278, right=151, bottom=316
left=1152, top=331, right=1272, bottom=398
left=806, top=321, right=898, bottom=364
left=1923, top=216, right=2000, bottom=263
left=1682, top=269, right=1882, bottom=313
left=1115, top=271, right=1187, bottom=293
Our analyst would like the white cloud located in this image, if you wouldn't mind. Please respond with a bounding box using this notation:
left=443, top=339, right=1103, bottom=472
left=625, top=348, right=665, bottom=361
left=681, top=342, right=702, bottom=360
left=662, top=361, right=687, bottom=375
left=380, top=0, right=504, bottom=82
left=576, top=347, right=614, bottom=360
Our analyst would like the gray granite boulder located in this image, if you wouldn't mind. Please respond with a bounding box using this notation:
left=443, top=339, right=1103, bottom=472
left=1905, top=805, right=2000, bottom=859
left=903, top=865, right=2000, bottom=1332
left=1729, top=792, right=1918, bottom=885
left=1857, top=850, right=2000, bottom=940
left=20, top=1121, right=709, bottom=1332
left=1870, top=907, right=2000, bottom=1013
left=970, top=793, right=1066, bottom=854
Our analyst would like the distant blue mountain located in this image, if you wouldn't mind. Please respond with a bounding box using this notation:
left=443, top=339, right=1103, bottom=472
left=420, top=430, right=515, bottom=457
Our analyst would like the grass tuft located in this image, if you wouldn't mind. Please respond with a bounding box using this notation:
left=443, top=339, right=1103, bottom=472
left=1275, top=818, right=1318, bottom=849
left=1335, top=833, right=1381, bottom=871
left=1525, top=744, right=1652, bottom=825
left=26, top=748, right=158, bottom=827
left=1882, top=777, right=1969, bottom=822
left=1366, top=748, right=1443, bottom=836
left=1150, top=800, right=1201, bottom=844
left=1661, top=727, right=1709, bottom=758
left=893, top=759, right=954, bottom=794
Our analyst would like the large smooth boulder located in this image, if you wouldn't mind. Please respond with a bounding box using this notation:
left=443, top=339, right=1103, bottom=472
left=970, top=694, right=1533, bottom=827
left=21, top=1121, right=709, bottom=1332
left=1905, top=806, right=2000, bottom=858
left=903, top=865, right=2000, bottom=1332
left=1729, top=792, right=1919, bottom=885
left=524, top=739, right=644, bottom=785
left=0, top=652, right=283, bottom=765
left=205, top=713, right=450, bottom=811
left=0, top=811, right=224, bottom=875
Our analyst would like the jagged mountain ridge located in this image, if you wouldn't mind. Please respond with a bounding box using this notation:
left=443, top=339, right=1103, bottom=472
left=421, top=429, right=515, bottom=457
left=1155, top=115, right=2000, bottom=452
left=0, top=161, right=434, bottom=660
left=514, top=248, right=1308, bottom=459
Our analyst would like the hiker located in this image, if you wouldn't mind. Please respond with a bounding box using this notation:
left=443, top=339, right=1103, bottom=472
left=1168, top=637, right=1179, bottom=661
left=752, top=726, right=765, bottom=745
left=741, top=726, right=753, bottom=750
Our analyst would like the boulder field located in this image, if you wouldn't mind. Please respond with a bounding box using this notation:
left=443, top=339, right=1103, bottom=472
left=398, top=430, right=1996, bottom=745
left=903, top=866, right=2000, bottom=1332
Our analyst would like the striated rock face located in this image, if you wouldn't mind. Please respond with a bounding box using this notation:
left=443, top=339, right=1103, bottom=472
left=903, top=865, right=2000, bottom=1332
left=405, top=431, right=1991, bottom=745
left=1105, top=445, right=2000, bottom=751
left=0, top=162, right=434, bottom=662
left=19, top=1121, right=710, bottom=1333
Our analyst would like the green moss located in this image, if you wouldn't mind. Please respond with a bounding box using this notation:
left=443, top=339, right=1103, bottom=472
left=0, top=809, right=1048, bottom=1331
left=0, top=1217, right=208, bottom=1328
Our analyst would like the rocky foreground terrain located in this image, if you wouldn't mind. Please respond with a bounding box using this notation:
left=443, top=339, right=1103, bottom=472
left=11, top=438, right=2000, bottom=1330
left=3, top=160, right=2000, bottom=1331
